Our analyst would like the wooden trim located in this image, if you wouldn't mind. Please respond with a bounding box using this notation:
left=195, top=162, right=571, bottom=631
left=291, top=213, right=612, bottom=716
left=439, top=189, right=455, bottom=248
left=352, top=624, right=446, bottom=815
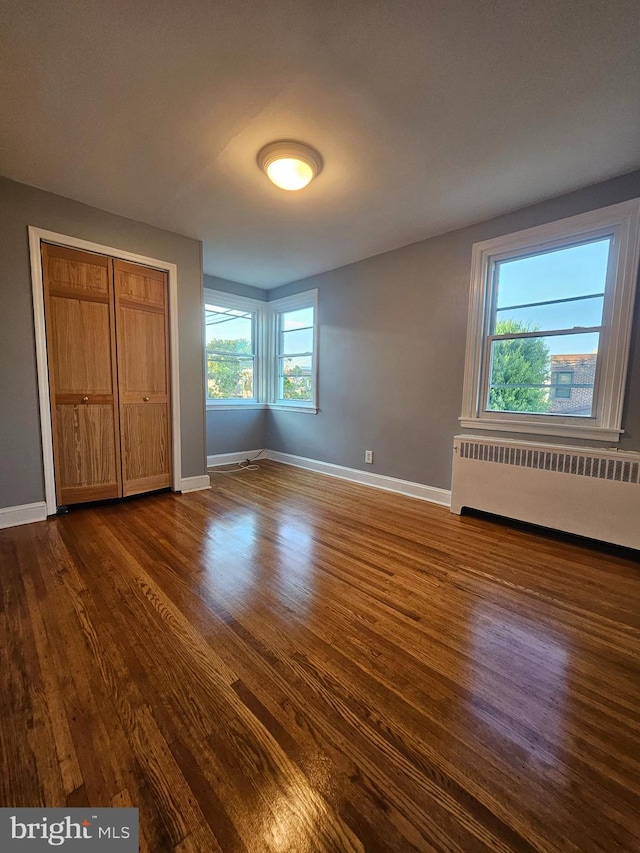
left=41, top=242, right=109, bottom=267
left=117, top=297, right=166, bottom=313
left=266, top=450, right=452, bottom=507
left=58, top=484, right=121, bottom=505
left=180, top=474, right=211, bottom=492
left=207, top=450, right=264, bottom=467
left=108, top=257, right=124, bottom=499
left=41, top=243, right=64, bottom=506
left=0, top=501, right=47, bottom=529
left=123, top=474, right=172, bottom=497
left=29, top=227, right=183, bottom=514
left=47, top=287, right=111, bottom=304
left=115, top=258, right=166, bottom=279
left=54, top=394, right=116, bottom=405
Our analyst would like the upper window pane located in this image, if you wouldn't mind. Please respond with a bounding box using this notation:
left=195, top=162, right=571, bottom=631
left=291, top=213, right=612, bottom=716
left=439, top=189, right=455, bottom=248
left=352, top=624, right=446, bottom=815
left=281, top=326, right=313, bottom=354
left=495, top=294, right=604, bottom=333
left=493, top=238, right=610, bottom=323
left=282, top=306, right=313, bottom=331
left=205, top=306, right=253, bottom=354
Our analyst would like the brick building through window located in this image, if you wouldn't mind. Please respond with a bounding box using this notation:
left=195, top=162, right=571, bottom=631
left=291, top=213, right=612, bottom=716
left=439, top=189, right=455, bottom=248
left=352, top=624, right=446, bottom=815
left=548, top=354, right=597, bottom=415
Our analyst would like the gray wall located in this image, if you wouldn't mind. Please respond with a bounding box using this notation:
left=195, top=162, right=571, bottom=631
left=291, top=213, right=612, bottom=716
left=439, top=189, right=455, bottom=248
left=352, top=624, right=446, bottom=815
left=266, top=170, right=640, bottom=491
left=0, top=176, right=206, bottom=509
left=204, top=274, right=267, bottom=302
left=204, top=274, right=267, bottom=457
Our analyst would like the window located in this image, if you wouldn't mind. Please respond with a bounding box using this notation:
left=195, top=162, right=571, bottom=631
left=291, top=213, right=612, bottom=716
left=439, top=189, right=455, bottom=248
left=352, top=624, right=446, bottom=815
left=461, top=199, right=640, bottom=441
left=204, top=292, right=264, bottom=406
left=204, top=288, right=318, bottom=412
left=270, top=291, right=318, bottom=410
left=553, top=371, right=574, bottom=400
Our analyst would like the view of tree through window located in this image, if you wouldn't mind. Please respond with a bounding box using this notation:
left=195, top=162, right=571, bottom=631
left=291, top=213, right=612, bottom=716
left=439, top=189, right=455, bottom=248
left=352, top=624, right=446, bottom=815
left=205, top=305, right=254, bottom=400
left=485, top=238, right=610, bottom=416
left=488, top=320, right=551, bottom=413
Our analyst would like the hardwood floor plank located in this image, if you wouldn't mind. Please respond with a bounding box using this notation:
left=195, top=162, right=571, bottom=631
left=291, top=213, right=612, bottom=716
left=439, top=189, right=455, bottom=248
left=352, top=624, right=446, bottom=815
left=1, top=460, right=639, bottom=851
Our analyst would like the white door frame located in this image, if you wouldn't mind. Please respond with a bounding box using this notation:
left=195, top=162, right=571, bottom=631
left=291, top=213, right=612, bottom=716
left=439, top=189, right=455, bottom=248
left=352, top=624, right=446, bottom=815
left=29, top=226, right=182, bottom=516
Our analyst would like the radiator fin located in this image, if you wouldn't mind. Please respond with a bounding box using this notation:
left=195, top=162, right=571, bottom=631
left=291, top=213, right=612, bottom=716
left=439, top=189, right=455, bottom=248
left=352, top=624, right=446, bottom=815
left=458, top=441, right=640, bottom=485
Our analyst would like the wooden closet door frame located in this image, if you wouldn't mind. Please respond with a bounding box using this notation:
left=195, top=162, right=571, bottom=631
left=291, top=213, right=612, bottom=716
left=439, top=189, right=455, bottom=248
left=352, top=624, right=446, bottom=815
left=29, top=226, right=184, bottom=516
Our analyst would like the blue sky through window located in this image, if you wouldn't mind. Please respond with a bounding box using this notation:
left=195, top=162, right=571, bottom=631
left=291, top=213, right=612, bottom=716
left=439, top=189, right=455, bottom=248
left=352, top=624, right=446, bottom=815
left=494, top=238, right=610, bottom=355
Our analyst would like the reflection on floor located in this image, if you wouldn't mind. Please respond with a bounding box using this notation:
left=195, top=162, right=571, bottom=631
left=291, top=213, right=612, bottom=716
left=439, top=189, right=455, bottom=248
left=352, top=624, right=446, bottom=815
left=1, top=460, right=639, bottom=851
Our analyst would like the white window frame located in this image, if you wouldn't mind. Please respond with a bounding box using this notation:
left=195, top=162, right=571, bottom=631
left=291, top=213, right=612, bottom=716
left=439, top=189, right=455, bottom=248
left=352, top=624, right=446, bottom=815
left=204, top=289, right=267, bottom=409
left=269, top=289, right=319, bottom=413
left=460, top=198, right=640, bottom=442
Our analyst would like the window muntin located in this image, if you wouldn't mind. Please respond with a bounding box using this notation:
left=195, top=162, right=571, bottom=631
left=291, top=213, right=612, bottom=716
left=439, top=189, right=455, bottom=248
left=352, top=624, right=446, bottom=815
left=461, top=199, right=640, bottom=441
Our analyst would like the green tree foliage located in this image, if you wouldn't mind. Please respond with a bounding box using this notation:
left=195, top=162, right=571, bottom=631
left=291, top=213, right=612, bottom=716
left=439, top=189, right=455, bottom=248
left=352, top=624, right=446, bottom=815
left=282, top=359, right=312, bottom=400
left=488, top=320, right=550, bottom=413
left=206, top=338, right=253, bottom=399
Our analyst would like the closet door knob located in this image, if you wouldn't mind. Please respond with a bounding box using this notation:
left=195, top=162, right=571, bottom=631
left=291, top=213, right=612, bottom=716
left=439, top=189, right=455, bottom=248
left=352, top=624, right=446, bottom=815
left=82, top=396, right=89, bottom=403
left=143, top=396, right=150, bottom=402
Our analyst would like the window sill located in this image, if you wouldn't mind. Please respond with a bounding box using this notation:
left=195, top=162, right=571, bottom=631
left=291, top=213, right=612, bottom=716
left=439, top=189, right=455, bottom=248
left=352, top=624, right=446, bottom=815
left=270, top=404, right=318, bottom=414
left=206, top=403, right=266, bottom=411
left=459, top=416, right=623, bottom=443
left=206, top=402, right=318, bottom=414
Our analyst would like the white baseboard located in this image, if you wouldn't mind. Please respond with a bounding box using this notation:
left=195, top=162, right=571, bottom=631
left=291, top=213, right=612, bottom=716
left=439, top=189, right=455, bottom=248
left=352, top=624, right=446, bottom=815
left=0, top=501, right=48, bottom=529
left=207, top=450, right=264, bottom=467
left=180, top=475, right=211, bottom=493
left=265, top=450, right=451, bottom=507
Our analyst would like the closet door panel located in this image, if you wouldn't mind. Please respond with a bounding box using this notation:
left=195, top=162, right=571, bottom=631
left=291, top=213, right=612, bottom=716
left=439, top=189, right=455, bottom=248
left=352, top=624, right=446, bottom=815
left=55, top=404, right=119, bottom=502
left=42, top=243, right=122, bottom=505
left=120, top=404, right=171, bottom=495
left=119, top=307, right=168, bottom=395
left=49, top=298, right=113, bottom=393
left=114, top=260, right=172, bottom=496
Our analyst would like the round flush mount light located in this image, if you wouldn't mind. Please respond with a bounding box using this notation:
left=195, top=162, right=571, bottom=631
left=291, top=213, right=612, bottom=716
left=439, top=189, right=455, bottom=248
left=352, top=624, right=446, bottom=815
left=257, top=141, right=323, bottom=191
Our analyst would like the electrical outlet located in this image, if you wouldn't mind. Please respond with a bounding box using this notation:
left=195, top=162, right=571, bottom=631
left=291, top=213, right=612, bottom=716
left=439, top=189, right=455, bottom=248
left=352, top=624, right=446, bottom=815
left=365, top=450, right=373, bottom=464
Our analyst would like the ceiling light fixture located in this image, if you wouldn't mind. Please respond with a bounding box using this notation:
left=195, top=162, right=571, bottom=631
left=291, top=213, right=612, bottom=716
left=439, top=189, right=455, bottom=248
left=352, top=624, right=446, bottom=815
left=257, top=141, right=323, bottom=191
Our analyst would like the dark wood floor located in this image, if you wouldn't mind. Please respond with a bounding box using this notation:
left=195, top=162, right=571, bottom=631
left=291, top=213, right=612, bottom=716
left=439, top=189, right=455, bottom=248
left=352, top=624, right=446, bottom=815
left=1, top=461, right=639, bottom=851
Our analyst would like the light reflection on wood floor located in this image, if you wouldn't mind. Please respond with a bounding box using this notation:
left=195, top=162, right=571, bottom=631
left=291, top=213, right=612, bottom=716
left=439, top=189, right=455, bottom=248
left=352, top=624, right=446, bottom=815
left=1, top=460, right=639, bottom=851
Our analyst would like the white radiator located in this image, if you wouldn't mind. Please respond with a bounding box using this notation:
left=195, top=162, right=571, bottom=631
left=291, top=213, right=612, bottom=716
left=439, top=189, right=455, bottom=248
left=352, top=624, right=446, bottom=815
left=451, top=435, right=640, bottom=550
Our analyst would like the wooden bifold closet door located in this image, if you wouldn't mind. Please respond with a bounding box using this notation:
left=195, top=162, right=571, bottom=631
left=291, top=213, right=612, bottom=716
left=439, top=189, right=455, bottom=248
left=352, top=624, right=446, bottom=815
left=114, top=260, right=172, bottom=497
left=42, top=244, right=172, bottom=507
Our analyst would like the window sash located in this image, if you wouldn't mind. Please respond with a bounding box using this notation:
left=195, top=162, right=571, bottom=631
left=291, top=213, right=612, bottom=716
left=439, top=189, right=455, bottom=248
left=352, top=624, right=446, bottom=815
left=273, top=299, right=317, bottom=406
left=204, top=287, right=318, bottom=411
left=460, top=199, right=640, bottom=441
left=204, top=290, right=265, bottom=406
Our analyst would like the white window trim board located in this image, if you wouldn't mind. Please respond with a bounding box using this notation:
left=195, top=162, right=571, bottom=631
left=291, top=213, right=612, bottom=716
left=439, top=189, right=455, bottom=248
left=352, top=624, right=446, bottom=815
left=204, top=288, right=267, bottom=407
left=29, top=226, right=184, bottom=515
left=269, top=289, right=318, bottom=409
left=460, top=198, right=640, bottom=442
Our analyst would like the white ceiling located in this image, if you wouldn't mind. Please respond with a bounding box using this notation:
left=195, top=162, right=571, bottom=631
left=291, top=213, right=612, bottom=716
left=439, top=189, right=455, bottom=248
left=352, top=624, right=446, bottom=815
left=2, top=0, right=639, bottom=288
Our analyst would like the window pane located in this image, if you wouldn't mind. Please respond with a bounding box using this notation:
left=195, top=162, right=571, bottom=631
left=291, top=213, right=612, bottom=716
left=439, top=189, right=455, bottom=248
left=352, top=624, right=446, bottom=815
left=205, top=307, right=253, bottom=354
left=487, top=332, right=599, bottom=416
left=207, top=356, right=254, bottom=399
left=495, top=238, right=610, bottom=313
left=279, top=355, right=312, bottom=401
left=281, top=326, right=313, bottom=354
left=282, top=307, right=313, bottom=331
left=495, top=294, right=603, bottom=333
